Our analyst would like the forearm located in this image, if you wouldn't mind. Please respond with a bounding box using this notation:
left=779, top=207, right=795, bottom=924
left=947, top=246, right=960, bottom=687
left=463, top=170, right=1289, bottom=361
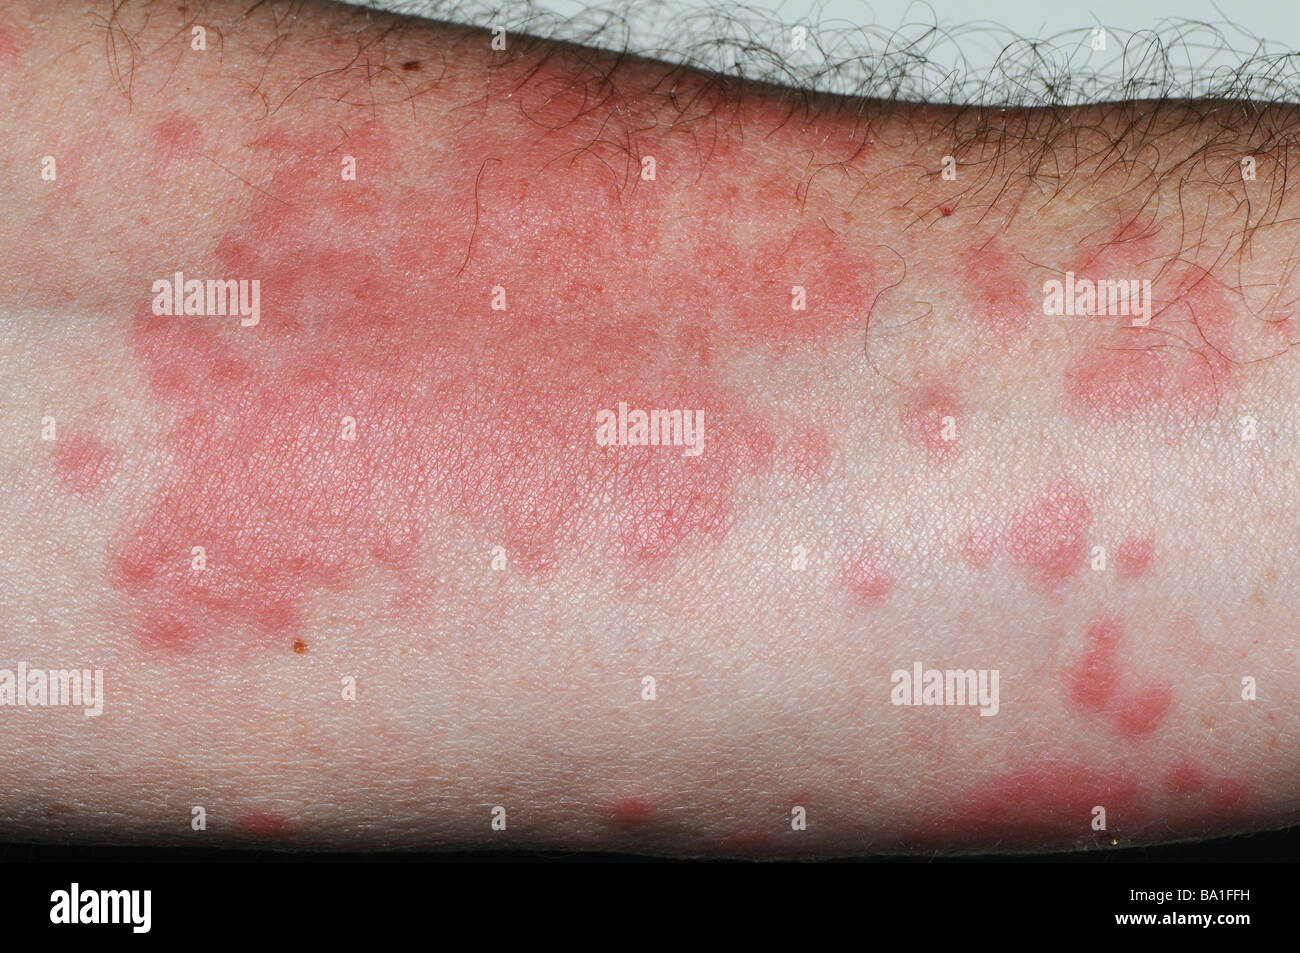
left=1, top=0, right=1297, bottom=854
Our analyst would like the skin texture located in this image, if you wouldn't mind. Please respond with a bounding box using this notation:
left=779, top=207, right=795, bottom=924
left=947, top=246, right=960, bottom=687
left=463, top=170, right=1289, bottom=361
left=0, top=0, right=1297, bottom=855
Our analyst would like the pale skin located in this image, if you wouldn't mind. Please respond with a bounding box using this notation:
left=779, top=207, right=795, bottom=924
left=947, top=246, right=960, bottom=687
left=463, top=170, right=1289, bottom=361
left=0, top=0, right=1297, bottom=855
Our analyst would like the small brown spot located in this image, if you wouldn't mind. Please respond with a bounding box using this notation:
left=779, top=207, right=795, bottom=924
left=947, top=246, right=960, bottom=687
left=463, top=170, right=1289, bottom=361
left=292, top=640, right=307, bottom=654
left=401, top=60, right=421, bottom=71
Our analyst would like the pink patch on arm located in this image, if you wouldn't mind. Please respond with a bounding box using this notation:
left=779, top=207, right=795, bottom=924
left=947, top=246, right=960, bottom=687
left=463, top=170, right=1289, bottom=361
left=907, top=763, right=1144, bottom=848
left=957, top=242, right=1034, bottom=338
left=1006, top=479, right=1092, bottom=588
left=1067, top=618, right=1174, bottom=739
left=900, top=385, right=961, bottom=463
left=236, top=809, right=292, bottom=837
left=0, top=26, right=21, bottom=61
left=607, top=796, right=655, bottom=826
left=151, top=114, right=203, bottom=162
left=1114, top=535, right=1154, bottom=579
left=109, top=120, right=831, bottom=651
left=1067, top=619, right=1123, bottom=714
left=1065, top=349, right=1166, bottom=419
left=1113, top=684, right=1174, bottom=738
left=51, top=433, right=118, bottom=495
left=960, top=527, right=998, bottom=570
left=843, top=547, right=895, bottom=605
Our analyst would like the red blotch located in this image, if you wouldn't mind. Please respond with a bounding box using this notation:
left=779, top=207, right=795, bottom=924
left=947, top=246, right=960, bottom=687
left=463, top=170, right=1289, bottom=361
left=1206, top=778, right=1250, bottom=818
left=151, top=114, right=203, bottom=162
left=607, top=796, right=655, bottom=826
left=236, top=809, right=292, bottom=837
left=1164, top=763, right=1252, bottom=823
left=111, top=122, right=806, bottom=649
left=51, top=433, right=118, bottom=495
left=961, top=243, right=1033, bottom=338
left=900, top=385, right=960, bottom=463
left=1067, top=619, right=1173, bottom=739
left=907, top=763, right=1144, bottom=848
left=1164, top=761, right=1205, bottom=796
left=1006, top=479, right=1092, bottom=588
left=1063, top=267, right=1240, bottom=425
left=1067, top=618, right=1123, bottom=713
left=1115, top=535, right=1154, bottom=580
left=0, top=26, right=21, bottom=61
left=940, top=207, right=953, bottom=217
left=1065, top=349, right=1166, bottom=419
left=1113, top=684, right=1173, bottom=738
left=844, top=547, right=895, bottom=605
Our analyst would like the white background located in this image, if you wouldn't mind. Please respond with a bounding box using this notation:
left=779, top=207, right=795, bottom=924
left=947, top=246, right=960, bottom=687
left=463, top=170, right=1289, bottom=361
left=360, top=0, right=1300, bottom=103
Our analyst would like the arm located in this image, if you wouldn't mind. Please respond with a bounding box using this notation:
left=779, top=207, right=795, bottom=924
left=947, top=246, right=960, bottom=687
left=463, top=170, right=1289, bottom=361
left=1, top=0, right=1296, bottom=854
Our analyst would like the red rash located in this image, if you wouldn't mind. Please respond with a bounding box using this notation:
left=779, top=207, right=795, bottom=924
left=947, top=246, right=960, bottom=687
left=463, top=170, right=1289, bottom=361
left=151, top=114, right=203, bottom=163
left=960, top=242, right=1032, bottom=339
left=1062, top=266, right=1240, bottom=425
left=236, top=809, right=292, bottom=837
left=607, top=796, right=655, bottom=826
left=1067, top=618, right=1174, bottom=739
left=51, top=432, right=118, bottom=495
left=1006, top=478, right=1092, bottom=588
left=110, top=113, right=879, bottom=649
left=1115, top=535, right=1154, bottom=579
left=843, top=547, right=895, bottom=605
left=907, top=763, right=1144, bottom=848
left=900, top=385, right=960, bottom=463
left=1164, top=763, right=1252, bottom=824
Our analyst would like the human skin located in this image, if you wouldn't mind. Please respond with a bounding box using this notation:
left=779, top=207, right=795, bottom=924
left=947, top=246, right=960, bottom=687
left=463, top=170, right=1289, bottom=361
left=0, top=0, right=1297, bottom=855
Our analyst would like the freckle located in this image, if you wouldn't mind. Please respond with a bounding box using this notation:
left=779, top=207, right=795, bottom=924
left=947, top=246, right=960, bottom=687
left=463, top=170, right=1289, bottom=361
left=1115, top=536, right=1154, bottom=580
left=51, top=433, right=118, bottom=495
left=844, top=547, right=895, bottom=605
left=1006, top=478, right=1092, bottom=588
left=292, top=640, right=307, bottom=654
left=1067, top=618, right=1123, bottom=713
left=607, top=796, right=654, bottom=826
left=900, top=385, right=961, bottom=463
left=401, top=59, right=421, bottom=71
left=1113, top=685, right=1173, bottom=738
